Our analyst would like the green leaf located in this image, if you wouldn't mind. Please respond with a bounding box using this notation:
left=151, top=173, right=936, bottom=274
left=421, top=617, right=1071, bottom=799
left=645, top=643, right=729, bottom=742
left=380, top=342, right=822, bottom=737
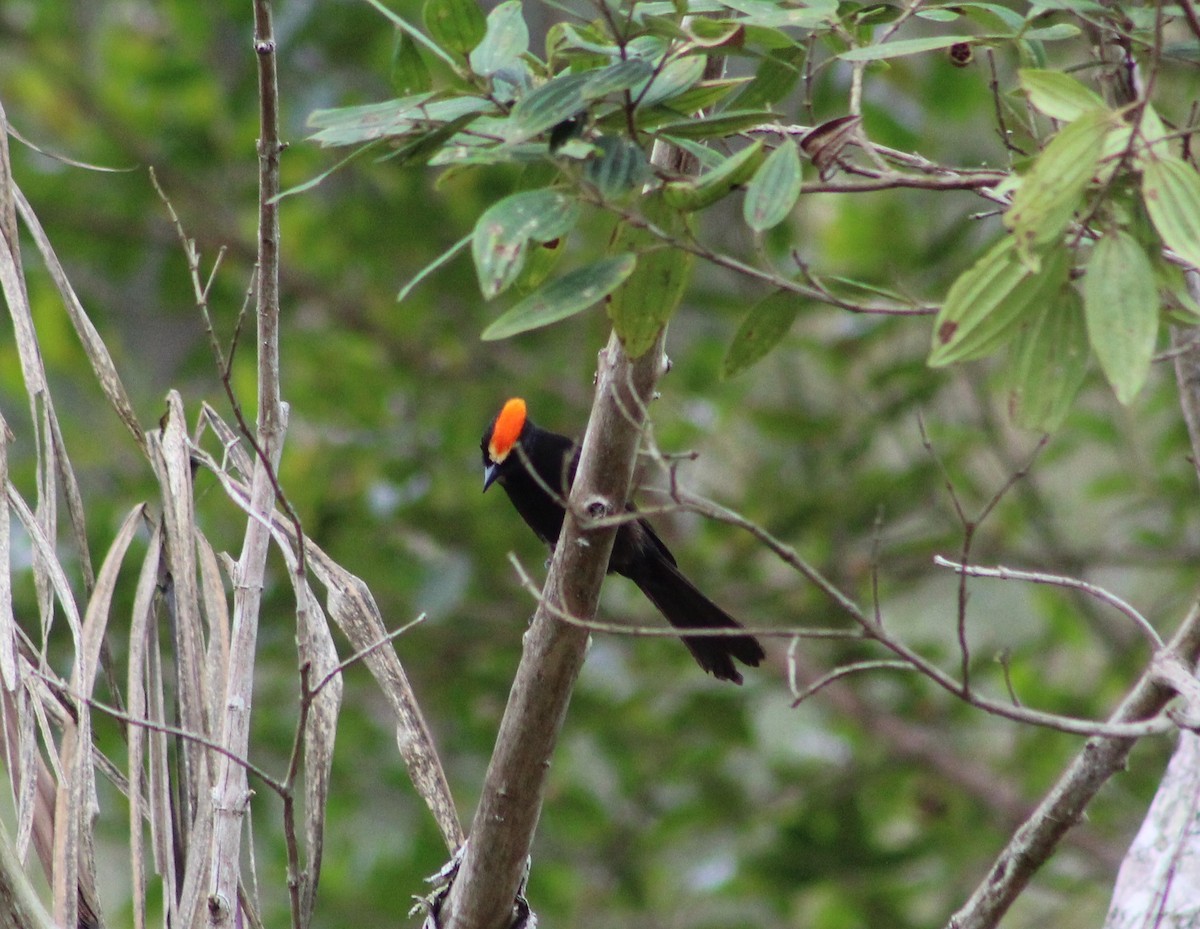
left=422, top=0, right=486, bottom=57
left=1018, top=68, right=1106, bottom=121
left=653, top=109, right=777, bottom=140
left=582, top=136, right=650, bottom=201
left=1005, top=288, right=1088, bottom=431
left=955, top=2, right=1024, bottom=32
left=1004, top=108, right=1112, bottom=258
left=662, top=140, right=765, bottom=211
left=743, top=140, right=802, bottom=231
left=513, top=238, right=566, bottom=294
left=715, top=0, right=838, bottom=28
left=916, top=9, right=965, bottom=21
left=469, top=0, right=529, bottom=77
left=685, top=17, right=745, bottom=43
left=608, top=196, right=694, bottom=357
left=637, top=80, right=749, bottom=124
left=429, top=139, right=547, bottom=166
left=1134, top=105, right=1171, bottom=162
left=307, top=95, right=492, bottom=146
left=398, top=232, right=472, bottom=302
left=629, top=0, right=724, bottom=14
left=929, top=236, right=1070, bottom=366
left=1158, top=258, right=1200, bottom=324
left=1026, top=0, right=1106, bottom=12
left=742, top=23, right=805, bottom=48
left=852, top=3, right=903, bottom=26
left=731, top=46, right=805, bottom=110
left=509, top=72, right=591, bottom=142
left=308, top=93, right=434, bottom=143
left=472, top=189, right=581, bottom=299
left=481, top=254, right=637, bottom=340
left=1142, top=155, right=1200, bottom=271
left=722, top=290, right=801, bottom=377
left=392, top=31, right=432, bottom=95
left=362, top=0, right=462, bottom=71
left=1021, top=23, right=1080, bottom=40
left=272, top=141, right=379, bottom=202
left=1083, top=230, right=1159, bottom=404
left=634, top=55, right=707, bottom=107
left=553, top=22, right=622, bottom=57
left=380, top=109, right=484, bottom=167
left=582, top=58, right=656, bottom=99
left=660, top=136, right=727, bottom=171
left=839, top=35, right=975, bottom=61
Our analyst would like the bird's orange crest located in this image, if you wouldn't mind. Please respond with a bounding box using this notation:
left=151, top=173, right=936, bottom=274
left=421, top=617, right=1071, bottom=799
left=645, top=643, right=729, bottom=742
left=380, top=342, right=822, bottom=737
left=488, top=397, right=527, bottom=463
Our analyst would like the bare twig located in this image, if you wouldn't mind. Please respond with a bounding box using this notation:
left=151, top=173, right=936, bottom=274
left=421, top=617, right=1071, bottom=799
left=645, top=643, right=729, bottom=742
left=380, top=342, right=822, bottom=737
left=933, top=559, right=1164, bottom=650
left=507, top=553, right=854, bottom=642
left=308, top=615, right=429, bottom=700
left=672, top=489, right=1173, bottom=738
left=790, top=660, right=917, bottom=706
left=205, top=4, right=289, bottom=927
left=42, top=678, right=286, bottom=796
left=578, top=188, right=936, bottom=316
left=147, top=168, right=307, bottom=579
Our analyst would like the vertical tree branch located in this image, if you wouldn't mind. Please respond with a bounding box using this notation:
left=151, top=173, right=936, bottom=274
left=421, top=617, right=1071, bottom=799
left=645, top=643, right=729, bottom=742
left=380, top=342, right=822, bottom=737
left=441, top=333, right=668, bottom=929
left=205, top=3, right=285, bottom=926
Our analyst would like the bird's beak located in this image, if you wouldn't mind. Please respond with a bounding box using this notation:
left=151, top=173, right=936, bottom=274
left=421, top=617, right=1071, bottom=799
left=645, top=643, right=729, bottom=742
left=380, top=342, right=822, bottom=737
left=483, top=462, right=500, bottom=492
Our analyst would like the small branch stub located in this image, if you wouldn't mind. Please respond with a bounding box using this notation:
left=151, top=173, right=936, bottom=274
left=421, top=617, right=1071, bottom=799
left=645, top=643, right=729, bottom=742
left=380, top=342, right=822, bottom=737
left=584, top=496, right=612, bottom=521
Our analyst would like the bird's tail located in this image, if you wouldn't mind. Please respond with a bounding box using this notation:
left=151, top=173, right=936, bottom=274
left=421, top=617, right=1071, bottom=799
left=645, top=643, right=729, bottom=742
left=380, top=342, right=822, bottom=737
left=632, top=559, right=765, bottom=684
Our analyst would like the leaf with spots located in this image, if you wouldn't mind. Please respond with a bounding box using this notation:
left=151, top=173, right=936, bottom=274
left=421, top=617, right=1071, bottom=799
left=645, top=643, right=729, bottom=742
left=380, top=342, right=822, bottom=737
left=929, top=236, right=1070, bottom=367
left=472, top=189, right=580, bottom=299
left=1142, top=155, right=1200, bottom=271
left=1004, top=108, right=1111, bottom=262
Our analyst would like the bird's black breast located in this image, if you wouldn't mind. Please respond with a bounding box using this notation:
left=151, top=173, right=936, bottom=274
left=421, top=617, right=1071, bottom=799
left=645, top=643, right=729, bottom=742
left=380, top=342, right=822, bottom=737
left=499, top=430, right=577, bottom=547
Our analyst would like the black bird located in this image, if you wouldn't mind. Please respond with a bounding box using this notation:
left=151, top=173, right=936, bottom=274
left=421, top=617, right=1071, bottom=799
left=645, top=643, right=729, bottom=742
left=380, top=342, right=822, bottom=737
left=482, top=397, right=764, bottom=684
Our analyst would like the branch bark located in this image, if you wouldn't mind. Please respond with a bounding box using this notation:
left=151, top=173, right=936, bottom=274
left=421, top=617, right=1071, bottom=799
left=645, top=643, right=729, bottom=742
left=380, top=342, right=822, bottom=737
left=441, top=332, right=667, bottom=929
left=204, top=3, right=285, bottom=926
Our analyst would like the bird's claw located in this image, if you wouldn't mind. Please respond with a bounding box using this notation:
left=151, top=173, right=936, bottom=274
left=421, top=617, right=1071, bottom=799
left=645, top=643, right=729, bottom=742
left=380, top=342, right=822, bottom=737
left=410, top=843, right=538, bottom=929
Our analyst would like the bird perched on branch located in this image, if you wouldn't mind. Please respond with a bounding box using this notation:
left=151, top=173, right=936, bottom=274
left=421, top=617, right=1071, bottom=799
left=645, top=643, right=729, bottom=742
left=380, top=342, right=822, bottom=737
left=481, top=397, right=764, bottom=684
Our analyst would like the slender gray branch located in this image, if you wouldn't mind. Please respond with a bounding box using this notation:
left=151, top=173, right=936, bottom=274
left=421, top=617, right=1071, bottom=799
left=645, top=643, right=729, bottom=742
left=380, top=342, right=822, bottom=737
left=205, top=3, right=287, bottom=927
left=441, top=334, right=667, bottom=929
left=933, top=558, right=1164, bottom=650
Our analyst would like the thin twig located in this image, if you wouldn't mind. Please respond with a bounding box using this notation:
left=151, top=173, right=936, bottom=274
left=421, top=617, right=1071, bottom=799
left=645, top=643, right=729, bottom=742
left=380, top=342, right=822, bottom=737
left=41, top=679, right=285, bottom=796
left=147, top=168, right=308, bottom=579
left=791, top=660, right=918, bottom=706
left=507, top=554, right=855, bottom=641
left=309, top=614, right=429, bottom=700
left=933, top=558, right=1164, bottom=650
left=580, top=188, right=936, bottom=316
left=671, top=489, right=1174, bottom=738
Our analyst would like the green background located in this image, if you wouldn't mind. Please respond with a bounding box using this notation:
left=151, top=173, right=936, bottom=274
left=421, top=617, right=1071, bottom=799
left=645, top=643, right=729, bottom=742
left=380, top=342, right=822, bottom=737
left=2, top=2, right=1196, bottom=927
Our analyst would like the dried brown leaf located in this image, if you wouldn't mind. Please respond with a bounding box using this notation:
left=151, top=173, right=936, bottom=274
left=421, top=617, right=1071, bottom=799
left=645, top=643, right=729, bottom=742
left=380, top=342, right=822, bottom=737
left=127, top=525, right=163, bottom=929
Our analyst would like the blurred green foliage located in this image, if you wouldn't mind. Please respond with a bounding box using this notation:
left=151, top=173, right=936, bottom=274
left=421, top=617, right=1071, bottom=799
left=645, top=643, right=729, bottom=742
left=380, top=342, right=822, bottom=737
left=1, top=1, right=1198, bottom=928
